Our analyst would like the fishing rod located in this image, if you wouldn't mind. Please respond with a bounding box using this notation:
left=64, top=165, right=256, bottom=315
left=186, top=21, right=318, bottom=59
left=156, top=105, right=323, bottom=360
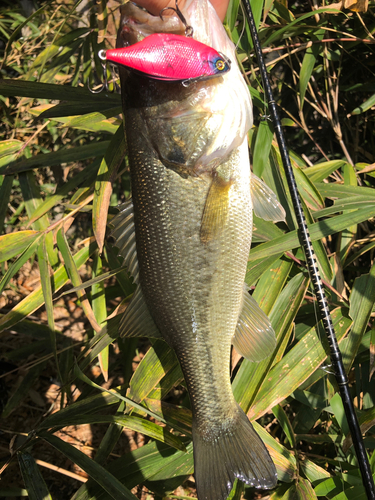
left=241, top=1, right=375, bottom=497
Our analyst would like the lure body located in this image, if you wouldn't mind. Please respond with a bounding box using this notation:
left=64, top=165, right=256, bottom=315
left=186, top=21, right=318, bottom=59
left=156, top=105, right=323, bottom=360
left=102, top=32, right=230, bottom=81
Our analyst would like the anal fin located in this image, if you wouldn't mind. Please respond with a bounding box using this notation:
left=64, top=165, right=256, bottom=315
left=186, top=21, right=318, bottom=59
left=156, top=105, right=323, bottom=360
left=120, top=285, right=162, bottom=339
left=232, top=284, right=276, bottom=362
left=200, top=173, right=232, bottom=244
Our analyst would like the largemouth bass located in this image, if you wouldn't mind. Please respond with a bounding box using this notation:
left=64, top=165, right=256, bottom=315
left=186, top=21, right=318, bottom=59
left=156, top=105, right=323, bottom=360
left=111, top=0, right=285, bottom=498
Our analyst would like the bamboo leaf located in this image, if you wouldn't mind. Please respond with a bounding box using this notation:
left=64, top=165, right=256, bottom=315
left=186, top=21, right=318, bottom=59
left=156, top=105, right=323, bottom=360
left=282, top=478, right=318, bottom=499
left=93, top=124, right=126, bottom=252
left=351, top=93, right=375, bottom=115
left=303, top=160, right=348, bottom=183
left=72, top=441, right=191, bottom=500
left=19, top=171, right=58, bottom=266
left=253, top=422, right=297, bottom=483
left=57, top=228, right=101, bottom=333
left=39, top=413, right=185, bottom=451
left=92, top=251, right=108, bottom=378
left=248, top=207, right=375, bottom=262
left=37, top=235, right=61, bottom=382
left=0, top=140, right=23, bottom=158
left=299, top=32, right=324, bottom=107
left=1, top=361, right=46, bottom=418
left=40, top=433, right=139, bottom=500
left=28, top=157, right=101, bottom=225
left=0, top=240, right=97, bottom=335
left=127, top=340, right=180, bottom=404
left=341, top=261, right=375, bottom=371
left=0, top=79, right=120, bottom=103
left=253, top=120, right=274, bottom=177
left=0, top=230, right=39, bottom=262
left=0, top=232, right=43, bottom=294
left=233, top=273, right=309, bottom=413
left=18, top=452, right=52, bottom=500
left=272, top=404, right=296, bottom=448
left=3, top=141, right=110, bottom=175
left=0, top=174, right=14, bottom=234
left=248, top=307, right=352, bottom=419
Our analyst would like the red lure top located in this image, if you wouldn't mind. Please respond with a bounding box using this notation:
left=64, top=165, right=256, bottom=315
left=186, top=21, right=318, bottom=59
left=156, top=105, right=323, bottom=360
left=101, top=33, right=231, bottom=82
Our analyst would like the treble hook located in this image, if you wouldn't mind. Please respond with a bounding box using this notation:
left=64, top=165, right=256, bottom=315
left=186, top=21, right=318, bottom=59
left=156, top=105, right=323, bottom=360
left=88, top=56, right=108, bottom=94
left=159, top=0, right=194, bottom=37
left=88, top=52, right=120, bottom=94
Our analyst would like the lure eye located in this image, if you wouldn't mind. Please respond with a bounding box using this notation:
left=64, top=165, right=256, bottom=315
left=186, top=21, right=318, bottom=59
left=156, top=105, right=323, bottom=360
left=215, top=59, right=226, bottom=71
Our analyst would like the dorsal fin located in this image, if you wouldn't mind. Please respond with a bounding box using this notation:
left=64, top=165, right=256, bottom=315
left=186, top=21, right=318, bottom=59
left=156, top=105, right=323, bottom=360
left=232, top=284, right=276, bottom=362
left=110, top=198, right=139, bottom=283
left=251, top=174, right=286, bottom=222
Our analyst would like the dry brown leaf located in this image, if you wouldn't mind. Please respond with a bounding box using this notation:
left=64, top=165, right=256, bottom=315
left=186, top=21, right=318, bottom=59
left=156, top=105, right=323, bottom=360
left=329, top=0, right=368, bottom=12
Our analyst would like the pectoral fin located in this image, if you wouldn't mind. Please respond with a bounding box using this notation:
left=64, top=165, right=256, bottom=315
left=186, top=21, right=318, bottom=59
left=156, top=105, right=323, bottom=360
left=120, top=285, right=162, bottom=339
left=251, top=174, right=286, bottom=222
left=200, top=174, right=232, bottom=244
left=110, top=198, right=139, bottom=283
left=232, top=284, right=276, bottom=362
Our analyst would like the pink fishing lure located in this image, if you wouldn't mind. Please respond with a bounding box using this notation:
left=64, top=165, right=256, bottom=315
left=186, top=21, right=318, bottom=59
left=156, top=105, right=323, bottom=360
left=100, top=33, right=231, bottom=81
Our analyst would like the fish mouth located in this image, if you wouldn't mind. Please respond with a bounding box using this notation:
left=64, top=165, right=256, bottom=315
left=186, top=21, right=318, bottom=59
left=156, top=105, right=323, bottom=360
left=117, top=1, right=186, bottom=47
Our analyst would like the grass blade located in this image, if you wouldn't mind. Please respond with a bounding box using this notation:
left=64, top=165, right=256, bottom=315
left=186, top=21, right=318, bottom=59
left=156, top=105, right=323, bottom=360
left=18, top=452, right=52, bottom=500
left=40, top=433, right=139, bottom=500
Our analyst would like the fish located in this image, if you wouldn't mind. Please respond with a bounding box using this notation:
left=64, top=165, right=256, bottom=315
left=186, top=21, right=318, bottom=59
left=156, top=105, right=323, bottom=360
left=110, top=0, right=286, bottom=498
left=101, top=33, right=231, bottom=82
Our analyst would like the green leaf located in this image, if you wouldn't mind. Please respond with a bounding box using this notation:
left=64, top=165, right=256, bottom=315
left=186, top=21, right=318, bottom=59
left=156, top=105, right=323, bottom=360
left=0, top=240, right=97, bottom=335
left=1, top=361, right=46, bottom=418
left=3, top=141, right=110, bottom=175
left=72, top=441, right=192, bottom=500
left=128, top=340, right=181, bottom=405
left=40, top=433, right=139, bottom=500
left=37, top=235, right=61, bottom=382
left=246, top=253, right=284, bottom=286
left=253, top=255, right=293, bottom=315
left=27, top=157, right=101, bottom=225
left=19, top=171, right=58, bottom=266
left=248, top=307, right=352, bottom=419
left=272, top=404, right=296, bottom=448
left=56, top=112, right=120, bottom=134
left=233, top=273, right=309, bottom=413
left=0, top=174, right=14, bottom=234
left=0, top=230, right=39, bottom=262
left=0, top=232, right=43, bottom=294
left=342, top=261, right=375, bottom=370
left=93, top=124, right=126, bottom=252
left=254, top=422, right=297, bottom=483
left=92, top=251, right=108, bottom=375
left=282, top=478, right=318, bottom=499
left=253, top=120, right=274, bottom=177
left=40, top=413, right=185, bottom=451
left=0, top=79, right=120, bottom=103
left=18, top=452, right=52, bottom=500
left=248, top=206, right=375, bottom=262
left=299, top=32, right=324, bottom=107
left=351, top=93, right=375, bottom=115
left=0, top=139, right=23, bottom=158
left=304, top=160, right=348, bottom=183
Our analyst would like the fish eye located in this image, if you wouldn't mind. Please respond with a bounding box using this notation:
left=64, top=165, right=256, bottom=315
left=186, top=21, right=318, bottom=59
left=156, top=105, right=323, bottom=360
left=215, top=59, right=226, bottom=71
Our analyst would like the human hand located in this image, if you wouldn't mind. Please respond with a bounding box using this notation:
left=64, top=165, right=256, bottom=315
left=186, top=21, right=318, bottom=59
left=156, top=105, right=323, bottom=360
left=133, top=0, right=230, bottom=22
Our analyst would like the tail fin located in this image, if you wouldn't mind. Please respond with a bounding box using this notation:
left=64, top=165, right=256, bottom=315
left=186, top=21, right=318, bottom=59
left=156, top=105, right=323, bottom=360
left=193, top=404, right=277, bottom=500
